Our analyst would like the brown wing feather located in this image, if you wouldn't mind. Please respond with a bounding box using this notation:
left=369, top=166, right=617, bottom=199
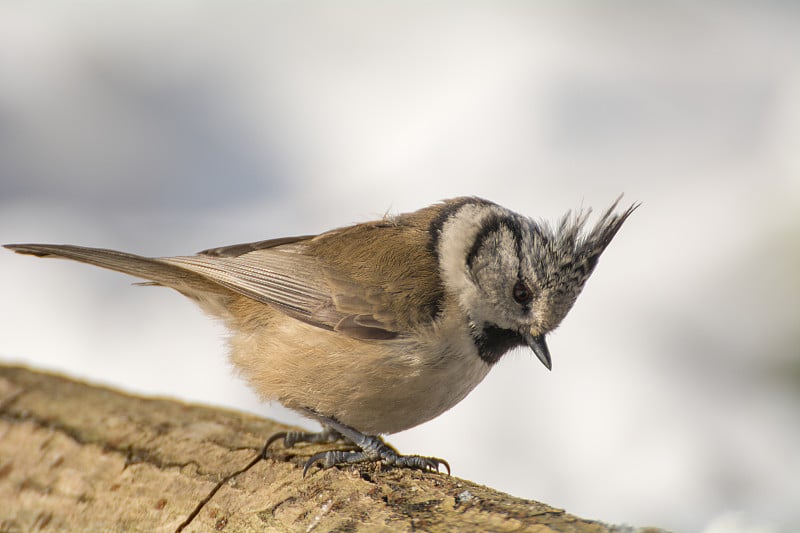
left=164, top=207, right=446, bottom=338
left=199, top=235, right=316, bottom=257
left=306, top=208, right=445, bottom=333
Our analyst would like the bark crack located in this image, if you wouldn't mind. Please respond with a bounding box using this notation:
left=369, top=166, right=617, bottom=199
left=175, top=441, right=270, bottom=533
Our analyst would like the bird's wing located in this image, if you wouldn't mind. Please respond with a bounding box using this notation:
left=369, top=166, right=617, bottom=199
left=163, top=240, right=406, bottom=340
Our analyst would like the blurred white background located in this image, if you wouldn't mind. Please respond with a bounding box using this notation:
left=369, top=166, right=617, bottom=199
left=1, top=3, right=798, bottom=532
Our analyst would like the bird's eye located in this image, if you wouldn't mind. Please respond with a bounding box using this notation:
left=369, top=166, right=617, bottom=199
left=512, top=280, right=533, bottom=305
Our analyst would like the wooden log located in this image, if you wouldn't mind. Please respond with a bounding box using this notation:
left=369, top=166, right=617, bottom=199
left=0, top=364, right=660, bottom=532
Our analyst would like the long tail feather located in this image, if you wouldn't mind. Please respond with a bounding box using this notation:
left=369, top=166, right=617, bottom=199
left=4, top=243, right=230, bottom=299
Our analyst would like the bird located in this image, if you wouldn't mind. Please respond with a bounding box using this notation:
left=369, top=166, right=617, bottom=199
left=5, top=196, right=636, bottom=475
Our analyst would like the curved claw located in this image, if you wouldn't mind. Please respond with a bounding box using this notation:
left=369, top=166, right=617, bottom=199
left=429, top=457, right=450, bottom=475
left=302, top=451, right=330, bottom=477
left=265, top=431, right=288, bottom=450
left=392, top=454, right=450, bottom=475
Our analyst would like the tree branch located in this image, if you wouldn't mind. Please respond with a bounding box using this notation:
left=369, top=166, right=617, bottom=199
left=0, top=364, right=659, bottom=532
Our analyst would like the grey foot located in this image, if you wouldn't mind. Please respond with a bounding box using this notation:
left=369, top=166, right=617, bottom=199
left=302, top=439, right=449, bottom=476
left=299, top=413, right=450, bottom=476
left=265, top=425, right=344, bottom=449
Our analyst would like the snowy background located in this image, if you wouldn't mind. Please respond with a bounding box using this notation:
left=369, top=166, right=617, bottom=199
left=1, top=3, right=798, bottom=532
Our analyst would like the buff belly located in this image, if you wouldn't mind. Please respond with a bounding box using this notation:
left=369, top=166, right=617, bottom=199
left=227, top=314, right=491, bottom=435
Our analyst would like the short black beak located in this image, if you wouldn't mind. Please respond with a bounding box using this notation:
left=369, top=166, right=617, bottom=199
left=525, top=333, right=552, bottom=370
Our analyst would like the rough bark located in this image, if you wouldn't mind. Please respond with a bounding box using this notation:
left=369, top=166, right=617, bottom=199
left=0, top=365, right=659, bottom=532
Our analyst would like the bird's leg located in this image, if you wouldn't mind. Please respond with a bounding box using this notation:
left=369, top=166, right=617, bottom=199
left=299, top=413, right=450, bottom=476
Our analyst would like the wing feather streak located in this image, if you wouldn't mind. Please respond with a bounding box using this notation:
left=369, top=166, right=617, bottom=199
left=162, top=248, right=382, bottom=334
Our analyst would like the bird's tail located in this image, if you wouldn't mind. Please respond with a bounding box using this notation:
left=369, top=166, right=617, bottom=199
left=4, top=243, right=234, bottom=310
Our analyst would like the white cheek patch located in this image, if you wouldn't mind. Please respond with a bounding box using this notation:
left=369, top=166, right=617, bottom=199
left=436, top=203, right=510, bottom=324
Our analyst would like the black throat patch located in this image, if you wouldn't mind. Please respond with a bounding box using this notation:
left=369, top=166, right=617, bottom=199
left=472, top=323, right=527, bottom=365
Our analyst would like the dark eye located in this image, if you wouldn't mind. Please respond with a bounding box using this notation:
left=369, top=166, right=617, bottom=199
left=512, top=280, right=533, bottom=305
